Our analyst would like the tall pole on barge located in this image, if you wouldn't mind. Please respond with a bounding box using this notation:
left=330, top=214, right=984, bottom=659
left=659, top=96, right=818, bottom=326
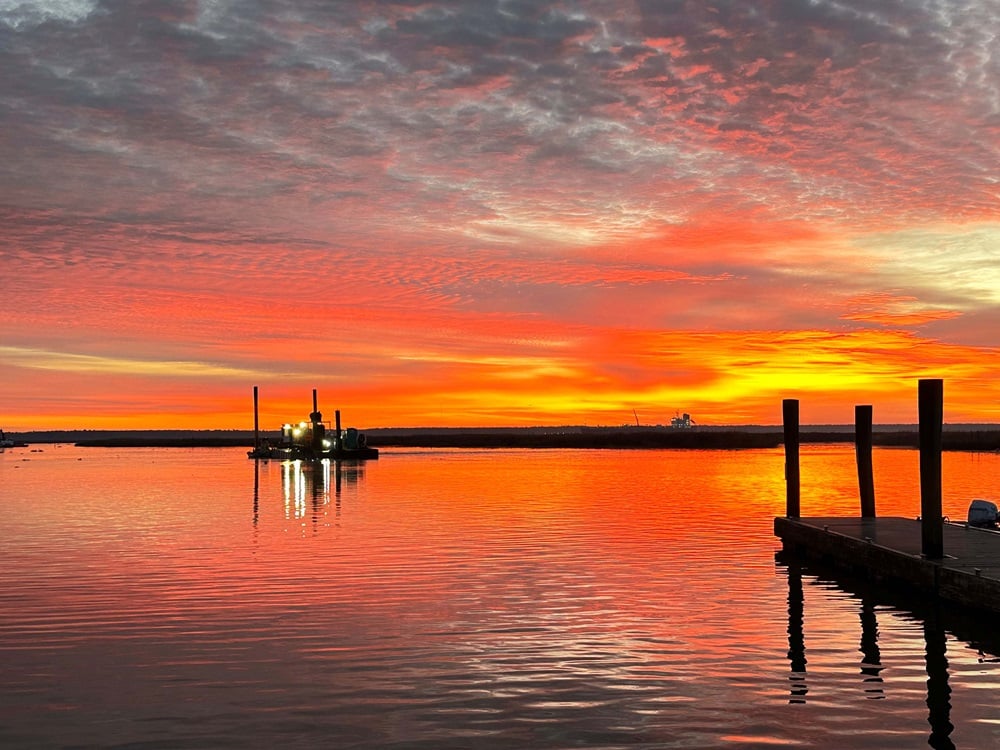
left=253, top=386, right=260, bottom=452
left=309, top=388, right=326, bottom=454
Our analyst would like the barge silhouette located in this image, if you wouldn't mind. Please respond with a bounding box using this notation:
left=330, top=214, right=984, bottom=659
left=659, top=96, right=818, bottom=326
left=248, top=387, right=378, bottom=461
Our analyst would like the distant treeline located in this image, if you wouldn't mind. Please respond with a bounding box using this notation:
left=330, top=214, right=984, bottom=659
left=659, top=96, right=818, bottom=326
left=67, top=430, right=782, bottom=450
left=74, top=437, right=254, bottom=448
left=367, top=429, right=783, bottom=450
left=371, top=430, right=1000, bottom=451
left=798, top=431, right=1000, bottom=451
left=38, top=427, right=1000, bottom=451
left=872, top=431, right=1000, bottom=451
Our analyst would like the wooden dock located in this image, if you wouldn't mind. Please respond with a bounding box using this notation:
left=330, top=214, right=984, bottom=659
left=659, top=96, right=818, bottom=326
left=775, top=516, right=1000, bottom=615
left=774, top=379, right=1000, bottom=616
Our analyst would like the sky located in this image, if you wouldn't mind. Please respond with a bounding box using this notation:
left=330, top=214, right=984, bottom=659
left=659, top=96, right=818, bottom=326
left=1, top=0, right=999, bottom=430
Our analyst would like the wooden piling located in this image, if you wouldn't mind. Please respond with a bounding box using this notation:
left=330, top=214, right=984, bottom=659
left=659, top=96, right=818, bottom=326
left=774, top=380, right=1000, bottom=615
left=919, top=379, right=944, bottom=559
left=783, top=399, right=800, bottom=518
left=855, top=404, right=876, bottom=518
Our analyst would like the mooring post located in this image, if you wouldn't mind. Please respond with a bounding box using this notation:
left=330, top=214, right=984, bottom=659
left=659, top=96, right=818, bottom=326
left=855, top=404, right=875, bottom=517
left=783, top=399, right=801, bottom=518
left=918, top=379, right=944, bottom=559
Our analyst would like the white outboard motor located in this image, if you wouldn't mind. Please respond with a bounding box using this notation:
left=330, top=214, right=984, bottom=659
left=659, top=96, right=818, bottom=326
left=967, top=499, right=999, bottom=528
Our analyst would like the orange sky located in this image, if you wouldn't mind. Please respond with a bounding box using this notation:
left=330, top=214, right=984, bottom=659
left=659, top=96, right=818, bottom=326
left=1, top=2, right=998, bottom=430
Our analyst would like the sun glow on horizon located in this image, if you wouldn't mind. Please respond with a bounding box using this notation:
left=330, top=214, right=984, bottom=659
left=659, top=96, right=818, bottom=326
left=4, top=324, right=999, bottom=431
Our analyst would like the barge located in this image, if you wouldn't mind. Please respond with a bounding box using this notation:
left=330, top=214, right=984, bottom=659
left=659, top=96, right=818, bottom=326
left=248, top=387, right=378, bottom=461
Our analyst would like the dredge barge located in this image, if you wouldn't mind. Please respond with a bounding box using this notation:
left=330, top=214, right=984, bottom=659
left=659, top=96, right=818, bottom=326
left=248, top=387, right=378, bottom=461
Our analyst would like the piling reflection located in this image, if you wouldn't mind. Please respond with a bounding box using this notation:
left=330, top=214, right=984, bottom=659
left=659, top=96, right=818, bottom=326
left=859, top=600, right=884, bottom=699
left=253, top=459, right=259, bottom=526
left=924, top=609, right=955, bottom=750
left=785, top=560, right=808, bottom=703
left=778, top=553, right=976, bottom=749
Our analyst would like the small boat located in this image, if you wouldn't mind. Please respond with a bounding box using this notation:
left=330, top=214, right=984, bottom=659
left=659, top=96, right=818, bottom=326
left=0, top=429, right=16, bottom=449
left=247, top=388, right=378, bottom=461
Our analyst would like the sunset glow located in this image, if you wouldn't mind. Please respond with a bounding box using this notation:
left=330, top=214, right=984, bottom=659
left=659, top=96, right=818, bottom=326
left=1, top=1, right=998, bottom=429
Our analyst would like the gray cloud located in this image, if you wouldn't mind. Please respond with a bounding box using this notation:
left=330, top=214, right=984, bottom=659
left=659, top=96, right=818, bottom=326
left=2, top=1, right=995, bottom=228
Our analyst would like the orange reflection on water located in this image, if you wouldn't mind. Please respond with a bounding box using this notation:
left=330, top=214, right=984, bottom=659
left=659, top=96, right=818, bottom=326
left=790, top=445, right=1000, bottom=520
left=5, top=445, right=1000, bottom=748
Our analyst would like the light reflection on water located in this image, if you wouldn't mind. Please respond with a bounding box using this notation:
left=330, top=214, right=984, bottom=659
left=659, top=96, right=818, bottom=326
left=2, top=444, right=1000, bottom=749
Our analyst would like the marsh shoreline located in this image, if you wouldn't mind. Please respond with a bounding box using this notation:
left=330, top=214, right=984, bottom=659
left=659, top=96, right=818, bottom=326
left=6, top=426, right=1000, bottom=452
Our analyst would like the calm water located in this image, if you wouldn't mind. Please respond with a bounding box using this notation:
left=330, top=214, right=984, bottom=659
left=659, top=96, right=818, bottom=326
left=3, top=444, right=1000, bottom=749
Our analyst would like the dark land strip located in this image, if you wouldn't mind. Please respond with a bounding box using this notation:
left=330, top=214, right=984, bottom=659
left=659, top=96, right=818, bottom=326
left=5, top=427, right=1000, bottom=451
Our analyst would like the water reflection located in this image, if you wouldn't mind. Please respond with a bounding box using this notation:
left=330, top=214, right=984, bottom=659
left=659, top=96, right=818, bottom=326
left=786, top=560, right=808, bottom=703
left=281, top=458, right=327, bottom=519
left=6, top=445, right=1000, bottom=750
left=253, top=458, right=259, bottom=525
left=778, top=553, right=980, bottom=748
left=859, top=600, right=884, bottom=699
left=924, top=609, right=955, bottom=750
left=253, top=459, right=368, bottom=527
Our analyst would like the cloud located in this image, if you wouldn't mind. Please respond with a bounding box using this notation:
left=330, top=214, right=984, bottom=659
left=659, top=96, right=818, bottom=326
left=0, top=345, right=263, bottom=379
left=1, top=1, right=998, bottom=427
left=2, top=1, right=995, bottom=250
left=0, top=0, right=97, bottom=29
left=840, top=292, right=962, bottom=327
